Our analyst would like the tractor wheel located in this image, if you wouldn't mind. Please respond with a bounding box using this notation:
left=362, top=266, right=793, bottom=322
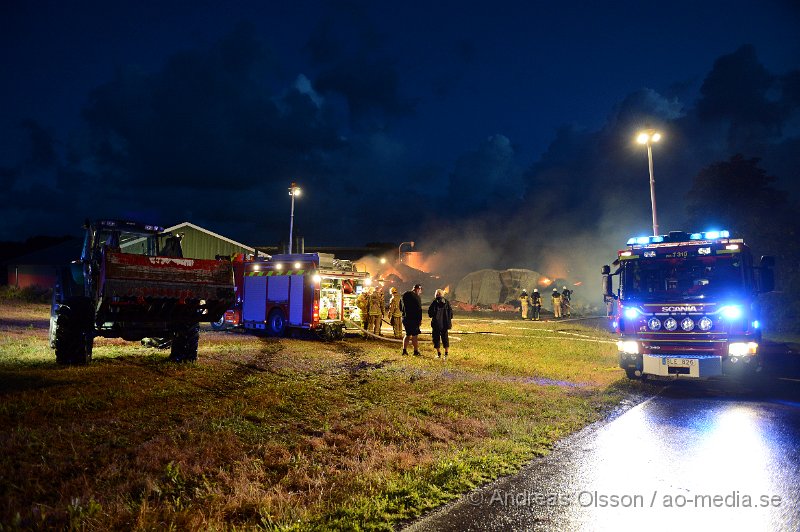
left=267, top=309, right=287, bottom=337
left=211, top=315, right=227, bottom=331
left=53, top=300, right=93, bottom=365
left=170, top=324, right=200, bottom=362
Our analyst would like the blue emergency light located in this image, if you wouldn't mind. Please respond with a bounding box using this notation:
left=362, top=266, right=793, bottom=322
left=627, top=230, right=730, bottom=246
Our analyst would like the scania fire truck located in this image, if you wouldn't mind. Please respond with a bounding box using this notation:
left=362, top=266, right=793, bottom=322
left=611, top=230, right=774, bottom=379
left=215, top=252, right=372, bottom=339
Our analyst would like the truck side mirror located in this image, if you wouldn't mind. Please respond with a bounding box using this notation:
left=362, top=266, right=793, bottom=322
left=759, top=256, right=775, bottom=293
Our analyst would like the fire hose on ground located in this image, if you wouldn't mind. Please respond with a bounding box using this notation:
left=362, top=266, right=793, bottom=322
left=343, top=318, right=403, bottom=343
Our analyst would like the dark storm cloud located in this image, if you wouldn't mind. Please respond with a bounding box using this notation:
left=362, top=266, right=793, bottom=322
left=18, top=120, right=59, bottom=170
left=304, top=3, right=417, bottom=129
left=447, top=134, right=524, bottom=214
left=696, top=45, right=785, bottom=148
left=80, top=24, right=344, bottom=191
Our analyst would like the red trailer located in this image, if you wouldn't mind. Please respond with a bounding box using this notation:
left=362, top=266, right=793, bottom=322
left=216, top=253, right=371, bottom=339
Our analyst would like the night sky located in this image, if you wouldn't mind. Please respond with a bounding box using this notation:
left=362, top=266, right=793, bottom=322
left=2, top=0, right=799, bottom=283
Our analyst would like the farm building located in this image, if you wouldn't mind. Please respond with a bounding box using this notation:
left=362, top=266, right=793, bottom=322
left=4, top=222, right=254, bottom=289
left=144, top=222, right=255, bottom=260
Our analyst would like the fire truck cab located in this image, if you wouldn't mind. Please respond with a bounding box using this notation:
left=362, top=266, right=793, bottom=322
left=610, top=230, right=775, bottom=379
left=219, top=252, right=371, bottom=339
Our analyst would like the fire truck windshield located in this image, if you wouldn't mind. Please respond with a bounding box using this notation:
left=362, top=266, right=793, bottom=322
left=620, top=255, right=746, bottom=301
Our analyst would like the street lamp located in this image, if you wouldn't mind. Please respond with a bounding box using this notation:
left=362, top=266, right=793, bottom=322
left=398, top=241, right=414, bottom=263
left=288, top=182, right=301, bottom=254
left=636, top=129, right=662, bottom=236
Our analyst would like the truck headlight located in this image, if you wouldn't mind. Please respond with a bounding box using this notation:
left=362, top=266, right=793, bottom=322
left=728, top=342, right=758, bottom=356
left=617, top=340, right=639, bottom=354
left=664, top=318, right=678, bottom=331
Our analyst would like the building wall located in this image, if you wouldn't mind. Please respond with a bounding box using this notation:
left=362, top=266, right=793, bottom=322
left=172, top=225, right=253, bottom=260
left=7, top=265, right=58, bottom=289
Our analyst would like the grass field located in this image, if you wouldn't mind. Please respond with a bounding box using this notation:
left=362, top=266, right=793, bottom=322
left=0, top=301, right=632, bottom=530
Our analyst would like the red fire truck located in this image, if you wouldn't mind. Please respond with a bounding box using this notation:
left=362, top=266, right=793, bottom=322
left=610, top=230, right=774, bottom=379
left=215, top=253, right=372, bottom=339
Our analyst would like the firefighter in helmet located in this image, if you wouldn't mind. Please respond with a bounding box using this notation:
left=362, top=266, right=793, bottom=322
left=368, top=286, right=385, bottom=336
left=561, top=285, right=573, bottom=318
left=356, top=287, right=370, bottom=334
left=387, top=286, right=404, bottom=338
left=519, top=290, right=530, bottom=320
left=531, top=288, right=542, bottom=320
left=551, top=288, right=562, bottom=318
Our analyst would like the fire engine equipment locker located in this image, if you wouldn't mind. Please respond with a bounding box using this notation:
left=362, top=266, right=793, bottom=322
left=243, top=276, right=267, bottom=323
left=289, top=275, right=304, bottom=325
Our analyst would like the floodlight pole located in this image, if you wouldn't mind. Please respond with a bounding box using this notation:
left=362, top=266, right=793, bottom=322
left=398, top=241, right=415, bottom=263
left=636, top=129, right=662, bottom=236
left=288, top=182, right=301, bottom=254
left=646, top=142, right=659, bottom=236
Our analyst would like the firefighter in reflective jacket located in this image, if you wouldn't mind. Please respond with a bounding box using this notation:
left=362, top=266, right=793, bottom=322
left=531, top=288, right=542, bottom=320
left=519, top=290, right=530, bottom=320
left=368, top=287, right=385, bottom=336
left=387, top=287, right=403, bottom=338
left=356, top=288, right=370, bottom=331
left=551, top=288, right=562, bottom=318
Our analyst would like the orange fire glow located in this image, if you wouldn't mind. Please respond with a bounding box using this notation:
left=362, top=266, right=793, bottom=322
left=538, top=276, right=552, bottom=286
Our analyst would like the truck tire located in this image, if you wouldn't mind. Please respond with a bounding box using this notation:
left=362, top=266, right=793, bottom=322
left=319, top=323, right=344, bottom=341
left=624, top=368, right=640, bottom=380
left=267, top=309, right=286, bottom=337
left=52, top=300, right=93, bottom=365
left=170, top=324, right=200, bottom=362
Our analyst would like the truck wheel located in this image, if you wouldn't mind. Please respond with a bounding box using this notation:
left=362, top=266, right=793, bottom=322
left=170, top=324, right=199, bottom=362
left=267, top=309, right=286, bottom=337
left=320, top=323, right=344, bottom=341
left=625, top=368, right=640, bottom=380
left=53, top=301, right=93, bottom=365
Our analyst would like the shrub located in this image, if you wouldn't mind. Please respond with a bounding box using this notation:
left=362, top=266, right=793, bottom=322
left=0, top=285, right=53, bottom=303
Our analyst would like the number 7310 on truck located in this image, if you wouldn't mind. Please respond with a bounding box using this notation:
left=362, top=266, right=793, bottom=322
left=607, top=230, right=775, bottom=379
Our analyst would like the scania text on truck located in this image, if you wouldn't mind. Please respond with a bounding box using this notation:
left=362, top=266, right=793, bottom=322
left=608, top=230, right=774, bottom=379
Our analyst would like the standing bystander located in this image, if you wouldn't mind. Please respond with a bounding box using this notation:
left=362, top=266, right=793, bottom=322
left=400, top=284, right=423, bottom=356
left=428, top=289, right=453, bottom=359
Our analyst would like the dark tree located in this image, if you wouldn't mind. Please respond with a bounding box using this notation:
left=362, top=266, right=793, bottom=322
left=686, top=155, right=789, bottom=244
left=686, top=154, right=800, bottom=332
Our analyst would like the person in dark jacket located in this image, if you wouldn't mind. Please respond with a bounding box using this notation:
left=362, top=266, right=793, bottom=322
left=531, top=288, right=542, bottom=320
left=400, top=284, right=423, bottom=356
left=427, top=289, right=453, bottom=359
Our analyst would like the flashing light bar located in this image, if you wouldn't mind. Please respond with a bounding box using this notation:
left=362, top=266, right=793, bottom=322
left=627, top=230, right=730, bottom=246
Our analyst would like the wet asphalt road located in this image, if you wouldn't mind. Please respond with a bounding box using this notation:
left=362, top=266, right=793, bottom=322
left=405, top=344, right=800, bottom=532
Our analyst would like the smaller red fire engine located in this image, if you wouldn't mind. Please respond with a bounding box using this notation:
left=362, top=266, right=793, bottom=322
left=214, top=253, right=372, bottom=339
